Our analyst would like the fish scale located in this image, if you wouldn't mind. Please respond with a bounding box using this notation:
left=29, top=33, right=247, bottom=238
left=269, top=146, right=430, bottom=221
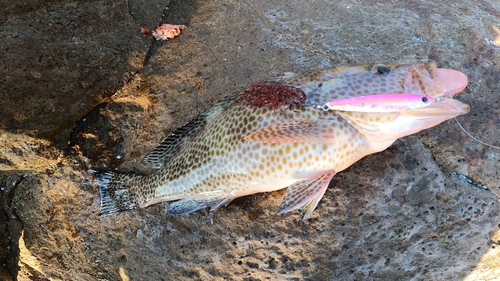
left=96, top=62, right=469, bottom=220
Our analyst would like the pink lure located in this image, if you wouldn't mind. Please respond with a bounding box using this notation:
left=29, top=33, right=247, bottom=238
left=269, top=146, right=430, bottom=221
left=320, top=93, right=435, bottom=112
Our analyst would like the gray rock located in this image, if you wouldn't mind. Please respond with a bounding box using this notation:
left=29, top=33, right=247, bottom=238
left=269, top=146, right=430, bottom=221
left=1, top=0, right=499, bottom=280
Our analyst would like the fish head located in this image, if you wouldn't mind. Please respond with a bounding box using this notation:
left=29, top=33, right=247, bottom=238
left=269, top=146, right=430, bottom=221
left=326, top=63, right=470, bottom=142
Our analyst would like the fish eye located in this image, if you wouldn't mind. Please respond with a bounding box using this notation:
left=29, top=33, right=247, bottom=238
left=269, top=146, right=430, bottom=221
left=374, top=65, right=391, bottom=75
left=422, top=97, right=429, bottom=103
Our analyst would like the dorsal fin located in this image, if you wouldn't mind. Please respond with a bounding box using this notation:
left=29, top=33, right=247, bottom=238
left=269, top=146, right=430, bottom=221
left=142, top=115, right=207, bottom=169
left=142, top=93, right=237, bottom=169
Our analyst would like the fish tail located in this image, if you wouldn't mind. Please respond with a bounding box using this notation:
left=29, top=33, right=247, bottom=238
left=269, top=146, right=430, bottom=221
left=95, top=171, right=141, bottom=215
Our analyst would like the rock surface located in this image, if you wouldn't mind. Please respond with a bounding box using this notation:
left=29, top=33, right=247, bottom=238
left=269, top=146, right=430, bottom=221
left=1, top=0, right=500, bottom=280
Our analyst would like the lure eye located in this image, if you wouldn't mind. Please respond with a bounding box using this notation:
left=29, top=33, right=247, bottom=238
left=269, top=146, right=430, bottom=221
left=422, top=97, right=429, bottom=103
left=373, top=65, right=391, bottom=75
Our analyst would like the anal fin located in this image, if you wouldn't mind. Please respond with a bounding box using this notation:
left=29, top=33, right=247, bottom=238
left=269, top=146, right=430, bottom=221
left=168, top=197, right=231, bottom=215
left=278, top=170, right=336, bottom=221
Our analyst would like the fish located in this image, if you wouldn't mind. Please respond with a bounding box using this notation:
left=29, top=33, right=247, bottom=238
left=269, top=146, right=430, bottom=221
left=95, top=62, right=469, bottom=220
left=319, top=93, right=435, bottom=112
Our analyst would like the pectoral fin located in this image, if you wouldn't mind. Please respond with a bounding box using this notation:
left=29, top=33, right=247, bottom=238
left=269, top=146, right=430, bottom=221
left=336, top=111, right=401, bottom=141
left=278, top=170, right=336, bottom=220
left=244, top=120, right=334, bottom=144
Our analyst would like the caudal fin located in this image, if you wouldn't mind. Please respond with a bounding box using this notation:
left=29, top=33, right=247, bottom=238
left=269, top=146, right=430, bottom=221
left=94, top=171, right=139, bottom=215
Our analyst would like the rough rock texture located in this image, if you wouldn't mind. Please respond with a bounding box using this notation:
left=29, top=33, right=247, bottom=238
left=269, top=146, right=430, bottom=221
left=1, top=0, right=500, bottom=280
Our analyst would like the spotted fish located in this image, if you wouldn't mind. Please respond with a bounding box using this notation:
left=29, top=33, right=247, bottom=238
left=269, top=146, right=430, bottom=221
left=96, top=63, right=469, bottom=220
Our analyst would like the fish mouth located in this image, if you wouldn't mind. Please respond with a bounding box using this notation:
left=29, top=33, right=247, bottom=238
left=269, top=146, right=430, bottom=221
left=429, top=66, right=470, bottom=116
left=409, top=98, right=470, bottom=116
left=408, top=63, right=468, bottom=97
left=434, top=68, right=469, bottom=96
left=400, top=93, right=470, bottom=126
left=403, top=65, right=470, bottom=118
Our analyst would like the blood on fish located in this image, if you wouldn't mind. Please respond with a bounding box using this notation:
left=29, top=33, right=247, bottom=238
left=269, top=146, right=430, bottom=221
left=237, top=82, right=307, bottom=109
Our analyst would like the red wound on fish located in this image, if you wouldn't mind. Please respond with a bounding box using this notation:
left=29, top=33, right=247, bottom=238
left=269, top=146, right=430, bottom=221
left=237, top=82, right=307, bottom=109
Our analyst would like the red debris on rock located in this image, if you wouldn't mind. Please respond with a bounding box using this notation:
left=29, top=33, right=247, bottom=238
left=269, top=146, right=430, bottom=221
left=237, top=82, right=307, bottom=109
left=140, top=24, right=186, bottom=41
left=140, top=27, right=151, bottom=35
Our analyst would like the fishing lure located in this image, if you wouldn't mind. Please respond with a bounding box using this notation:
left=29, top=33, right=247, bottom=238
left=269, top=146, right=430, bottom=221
left=319, top=93, right=435, bottom=112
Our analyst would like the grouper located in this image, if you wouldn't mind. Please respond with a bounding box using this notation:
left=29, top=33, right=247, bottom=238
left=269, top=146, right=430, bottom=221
left=96, top=63, right=469, bottom=220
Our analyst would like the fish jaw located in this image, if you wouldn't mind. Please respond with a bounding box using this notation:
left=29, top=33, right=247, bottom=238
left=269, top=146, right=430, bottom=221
left=338, top=97, right=470, bottom=143
left=403, top=63, right=468, bottom=97
left=387, top=66, right=470, bottom=139
left=434, top=68, right=468, bottom=95
left=383, top=98, right=469, bottom=140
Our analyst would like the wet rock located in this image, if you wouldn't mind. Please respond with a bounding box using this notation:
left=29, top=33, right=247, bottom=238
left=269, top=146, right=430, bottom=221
left=68, top=101, right=149, bottom=169
left=0, top=0, right=149, bottom=149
